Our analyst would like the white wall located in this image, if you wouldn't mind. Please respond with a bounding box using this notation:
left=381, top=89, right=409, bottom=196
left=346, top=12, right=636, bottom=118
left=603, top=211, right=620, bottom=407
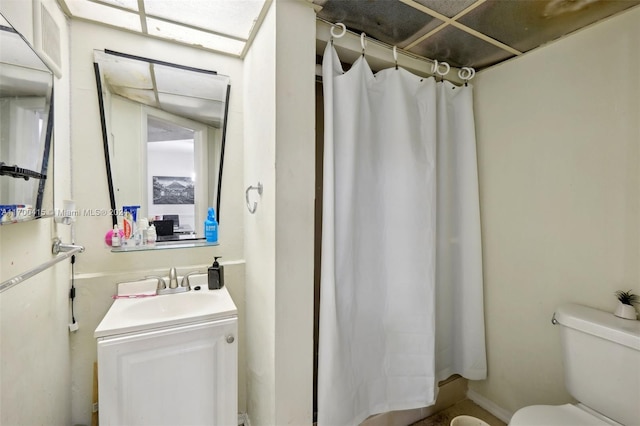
left=273, top=2, right=316, bottom=424
left=0, top=0, right=72, bottom=424
left=243, top=0, right=315, bottom=424
left=68, top=20, right=247, bottom=425
left=471, top=6, right=640, bottom=416
left=243, top=3, right=277, bottom=423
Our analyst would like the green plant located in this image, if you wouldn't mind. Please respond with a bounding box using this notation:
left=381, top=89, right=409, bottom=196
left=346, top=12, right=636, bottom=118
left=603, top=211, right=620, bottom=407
left=615, top=290, right=639, bottom=306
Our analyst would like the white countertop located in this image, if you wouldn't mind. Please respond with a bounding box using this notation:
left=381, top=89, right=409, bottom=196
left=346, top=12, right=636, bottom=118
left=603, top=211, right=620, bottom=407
left=95, top=276, right=237, bottom=338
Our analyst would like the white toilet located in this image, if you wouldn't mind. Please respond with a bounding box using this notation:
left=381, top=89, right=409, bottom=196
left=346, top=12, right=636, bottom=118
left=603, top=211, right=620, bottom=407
left=509, top=303, right=640, bottom=426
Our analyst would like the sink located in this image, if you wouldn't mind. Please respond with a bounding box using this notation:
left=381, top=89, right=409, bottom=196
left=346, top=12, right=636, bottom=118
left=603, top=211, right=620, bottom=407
left=119, top=292, right=223, bottom=322
left=94, top=275, right=237, bottom=338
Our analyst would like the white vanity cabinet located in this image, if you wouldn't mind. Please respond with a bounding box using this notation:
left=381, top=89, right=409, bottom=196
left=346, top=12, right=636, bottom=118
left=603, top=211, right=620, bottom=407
left=97, top=318, right=237, bottom=426
left=95, top=284, right=238, bottom=426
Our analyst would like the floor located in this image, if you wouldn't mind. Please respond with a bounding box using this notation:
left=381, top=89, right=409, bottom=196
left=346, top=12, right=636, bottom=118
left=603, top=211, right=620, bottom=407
left=410, top=399, right=507, bottom=426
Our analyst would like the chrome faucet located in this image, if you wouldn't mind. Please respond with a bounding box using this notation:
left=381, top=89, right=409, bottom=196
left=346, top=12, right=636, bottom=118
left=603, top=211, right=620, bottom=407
left=181, top=271, right=203, bottom=291
left=151, top=268, right=190, bottom=295
left=168, top=267, right=179, bottom=289
left=146, top=275, right=167, bottom=292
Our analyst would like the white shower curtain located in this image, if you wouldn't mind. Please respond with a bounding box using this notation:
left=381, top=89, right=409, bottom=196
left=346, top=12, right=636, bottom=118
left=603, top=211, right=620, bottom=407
left=318, top=44, right=486, bottom=426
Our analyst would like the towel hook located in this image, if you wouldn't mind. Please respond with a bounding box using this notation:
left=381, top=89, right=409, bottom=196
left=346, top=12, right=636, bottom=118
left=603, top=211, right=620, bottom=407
left=246, top=182, right=263, bottom=214
left=330, top=23, right=346, bottom=42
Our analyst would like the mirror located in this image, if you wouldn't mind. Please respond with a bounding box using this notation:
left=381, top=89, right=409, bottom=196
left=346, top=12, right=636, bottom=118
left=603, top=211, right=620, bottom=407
left=93, top=50, right=230, bottom=245
left=0, top=14, right=54, bottom=224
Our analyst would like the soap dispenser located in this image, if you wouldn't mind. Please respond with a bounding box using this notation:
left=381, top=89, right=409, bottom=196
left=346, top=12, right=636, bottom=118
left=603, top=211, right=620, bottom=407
left=208, top=257, right=224, bottom=290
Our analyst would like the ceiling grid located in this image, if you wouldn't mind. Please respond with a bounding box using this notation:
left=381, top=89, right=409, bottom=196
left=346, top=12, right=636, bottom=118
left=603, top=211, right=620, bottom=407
left=313, top=0, right=640, bottom=70
left=57, top=0, right=640, bottom=70
left=57, top=0, right=270, bottom=57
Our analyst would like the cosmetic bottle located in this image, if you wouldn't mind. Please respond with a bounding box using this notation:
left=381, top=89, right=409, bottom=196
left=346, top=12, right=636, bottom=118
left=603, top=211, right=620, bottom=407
left=204, top=207, right=218, bottom=243
left=139, top=218, right=149, bottom=246
left=208, top=257, right=224, bottom=290
left=122, top=205, right=140, bottom=245
left=147, top=224, right=157, bottom=245
left=111, top=225, right=121, bottom=247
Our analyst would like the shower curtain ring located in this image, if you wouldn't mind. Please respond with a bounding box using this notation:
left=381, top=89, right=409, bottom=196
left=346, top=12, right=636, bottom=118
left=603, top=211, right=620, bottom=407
left=246, top=182, right=263, bottom=214
left=360, top=32, right=367, bottom=56
left=393, top=46, right=398, bottom=70
left=458, top=67, right=475, bottom=85
left=437, top=62, right=450, bottom=77
left=330, top=23, right=346, bottom=40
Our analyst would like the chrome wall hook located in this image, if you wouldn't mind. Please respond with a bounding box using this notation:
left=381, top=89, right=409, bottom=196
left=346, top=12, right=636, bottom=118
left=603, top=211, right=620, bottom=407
left=246, top=182, right=263, bottom=214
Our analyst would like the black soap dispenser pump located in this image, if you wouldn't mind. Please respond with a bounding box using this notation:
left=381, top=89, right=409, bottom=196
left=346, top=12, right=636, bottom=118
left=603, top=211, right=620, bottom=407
left=208, top=257, right=224, bottom=290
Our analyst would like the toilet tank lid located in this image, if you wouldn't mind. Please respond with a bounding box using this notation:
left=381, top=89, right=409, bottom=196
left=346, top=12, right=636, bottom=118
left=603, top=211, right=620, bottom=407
left=555, top=303, right=640, bottom=351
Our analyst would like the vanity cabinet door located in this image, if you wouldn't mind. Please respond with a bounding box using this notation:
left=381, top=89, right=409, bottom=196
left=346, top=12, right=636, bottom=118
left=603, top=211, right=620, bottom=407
left=97, top=318, right=238, bottom=426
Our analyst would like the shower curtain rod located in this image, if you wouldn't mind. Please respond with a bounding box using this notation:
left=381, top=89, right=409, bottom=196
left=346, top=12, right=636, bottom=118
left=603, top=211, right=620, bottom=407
left=317, top=17, right=438, bottom=65
left=316, top=18, right=468, bottom=85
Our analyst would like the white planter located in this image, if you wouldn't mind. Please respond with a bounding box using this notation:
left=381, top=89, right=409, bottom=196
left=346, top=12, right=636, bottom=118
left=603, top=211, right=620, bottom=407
left=614, top=301, right=637, bottom=320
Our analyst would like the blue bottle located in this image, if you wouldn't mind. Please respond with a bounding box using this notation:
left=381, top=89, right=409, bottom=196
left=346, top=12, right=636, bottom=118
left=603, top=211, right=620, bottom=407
left=204, top=207, right=218, bottom=243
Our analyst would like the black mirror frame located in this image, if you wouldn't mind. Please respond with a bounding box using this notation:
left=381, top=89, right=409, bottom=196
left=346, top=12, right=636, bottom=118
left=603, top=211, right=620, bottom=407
left=93, top=50, right=230, bottom=228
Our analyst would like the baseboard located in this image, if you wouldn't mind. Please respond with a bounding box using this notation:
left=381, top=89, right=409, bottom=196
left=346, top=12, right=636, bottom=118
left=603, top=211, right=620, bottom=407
left=466, top=389, right=513, bottom=424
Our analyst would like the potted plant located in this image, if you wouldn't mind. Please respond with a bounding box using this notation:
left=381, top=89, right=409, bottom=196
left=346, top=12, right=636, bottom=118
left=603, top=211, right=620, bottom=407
left=614, top=290, right=638, bottom=320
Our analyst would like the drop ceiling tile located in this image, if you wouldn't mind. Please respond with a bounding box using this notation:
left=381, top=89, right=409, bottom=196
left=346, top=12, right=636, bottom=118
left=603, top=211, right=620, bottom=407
left=1, top=29, right=51, bottom=72
left=154, top=65, right=227, bottom=101
left=63, top=0, right=142, bottom=31
left=59, top=0, right=268, bottom=56
left=408, top=25, right=514, bottom=69
left=94, top=0, right=139, bottom=12
left=158, top=93, right=225, bottom=127
left=413, top=0, right=478, bottom=18
left=146, top=17, right=245, bottom=55
left=95, top=51, right=153, bottom=90
left=143, top=0, right=265, bottom=40
left=111, top=87, right=158, bottom=106
left=457, top=0, right=640, bottom=54
left=148, top=116, right=194, bottom=143
left=315, top=0, right=443, bottom=45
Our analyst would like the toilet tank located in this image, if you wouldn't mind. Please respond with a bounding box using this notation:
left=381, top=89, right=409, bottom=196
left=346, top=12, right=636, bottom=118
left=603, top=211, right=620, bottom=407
left=554, top=303, right=640, bottom=426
